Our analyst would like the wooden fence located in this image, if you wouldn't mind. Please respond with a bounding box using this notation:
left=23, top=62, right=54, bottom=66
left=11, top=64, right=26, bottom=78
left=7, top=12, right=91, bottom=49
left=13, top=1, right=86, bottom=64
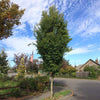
left=76, top=72, right=89, bottom=77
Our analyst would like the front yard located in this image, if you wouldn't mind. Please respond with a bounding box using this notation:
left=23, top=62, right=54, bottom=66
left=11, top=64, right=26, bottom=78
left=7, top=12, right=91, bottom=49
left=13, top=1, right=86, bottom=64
left=0, top=75, right=50, bottom=99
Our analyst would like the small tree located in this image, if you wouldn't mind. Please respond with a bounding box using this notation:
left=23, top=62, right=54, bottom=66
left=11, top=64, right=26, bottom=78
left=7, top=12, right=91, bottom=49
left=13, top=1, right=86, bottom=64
left=0, top=0, right=25, bottom=40
left=34, top=5, right=72, bottom=98
left=13, top=53, right=28, bottom=69
left=0, top=49, right=9, bottom=74
left=26, top=61, right=38, bottom=73
left=16, top=57, right=25, bottom=80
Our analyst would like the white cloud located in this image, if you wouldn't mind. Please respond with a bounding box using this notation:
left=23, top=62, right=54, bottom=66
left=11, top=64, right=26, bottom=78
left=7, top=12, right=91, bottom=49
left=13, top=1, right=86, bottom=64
left=68, top=0, right=100, bottom=37
left=67, top=47, right=91, bottom=55
left=1, top=36, right=37, bottom=58
left=81, top=25, right=100, bottom=37
left=10, top=0, right=50, bottom=30
left=87, top=44, right=94, bottom=48
left=98, top=48, right=100, bottom=51
left=15, top=23, right=26, bottom=31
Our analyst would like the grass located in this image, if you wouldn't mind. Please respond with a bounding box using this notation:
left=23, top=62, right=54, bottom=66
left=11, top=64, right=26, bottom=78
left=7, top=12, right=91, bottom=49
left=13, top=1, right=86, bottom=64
left=0, top=80, right=19, bottom=95
left=0, top=80, right=19, bottom=88
left=0, top=88, right=14, bottom=95
left=42, top=90, right=71, bottom=100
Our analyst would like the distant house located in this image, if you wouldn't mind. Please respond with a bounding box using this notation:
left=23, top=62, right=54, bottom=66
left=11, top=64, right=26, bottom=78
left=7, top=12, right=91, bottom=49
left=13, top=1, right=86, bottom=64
left=76, top=65, right=82, bottom=70
left=77, top=59, right=100, bottom=71
left=29, top=52, right=43, bottom=65
left=33, top=59, right=43, bottom=65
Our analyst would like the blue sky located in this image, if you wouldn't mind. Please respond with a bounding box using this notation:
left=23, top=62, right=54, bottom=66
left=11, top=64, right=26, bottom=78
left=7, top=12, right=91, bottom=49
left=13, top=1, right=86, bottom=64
left=0, top=0, right=100, bottom=67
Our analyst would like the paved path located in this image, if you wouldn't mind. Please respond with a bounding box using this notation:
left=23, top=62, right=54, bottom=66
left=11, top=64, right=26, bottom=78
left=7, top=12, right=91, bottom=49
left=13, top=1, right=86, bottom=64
left=54, top=78, right=100, bottom=100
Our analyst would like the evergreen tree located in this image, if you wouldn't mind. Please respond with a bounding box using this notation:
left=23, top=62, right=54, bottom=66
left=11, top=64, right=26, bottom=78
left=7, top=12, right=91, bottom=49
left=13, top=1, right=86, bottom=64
left=0, top=0, right=25, bottom=40
left=0, top=49, right=9, bottom=74
left=34, top=5, right=72, bottom=98
left=16, top=57, right=25, bottom=80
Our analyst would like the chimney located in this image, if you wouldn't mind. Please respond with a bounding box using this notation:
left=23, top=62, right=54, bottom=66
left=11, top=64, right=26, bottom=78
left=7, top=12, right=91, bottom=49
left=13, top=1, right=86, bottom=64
left=95, top=59, right=99, bottom=64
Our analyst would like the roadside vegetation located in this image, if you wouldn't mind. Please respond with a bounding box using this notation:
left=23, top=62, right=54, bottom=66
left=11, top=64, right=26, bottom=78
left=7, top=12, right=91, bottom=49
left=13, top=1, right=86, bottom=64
left=0, top=49, right=50, bottom=99
left=0, top=75, right=50, bottom=99
left=84, top=65, right=100, bottom=79
left=1, top=0, right=100, bottom=99
left=42, top=90, right=71, bottom=100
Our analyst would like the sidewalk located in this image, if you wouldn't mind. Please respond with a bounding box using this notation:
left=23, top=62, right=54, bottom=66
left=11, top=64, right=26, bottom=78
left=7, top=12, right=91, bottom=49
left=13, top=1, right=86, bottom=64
left=24, top=86, right=68, bottom=100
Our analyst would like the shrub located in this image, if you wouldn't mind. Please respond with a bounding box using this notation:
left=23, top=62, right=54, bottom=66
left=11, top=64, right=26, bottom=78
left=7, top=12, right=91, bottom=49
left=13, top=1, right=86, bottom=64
left=97, top=70, right=100, bottom=76
left=84, top=65, right=97, bottom=72
left=60, top=66, right=77, bottom=75
left=35, top=76, right=49, bottom=91
left=27, top=77, right=37, bottom=91
left=19, top=76, right=50, bottom=92
left=59, top=68, right=66, bottom=74
left=71, top=72, right=76, bottom=77
left=55, top=72, right=60, bottom=76
left=65, top=66, right=77, bottom=74
left=19, top=77, right=37, bottom=91
left=89, top=72, right=96, bottom=78
left=19, top=78, right=29, bottom=89
left=9, top=88, right=21, bottom=97
left=84, top=66, right=98, bottom=78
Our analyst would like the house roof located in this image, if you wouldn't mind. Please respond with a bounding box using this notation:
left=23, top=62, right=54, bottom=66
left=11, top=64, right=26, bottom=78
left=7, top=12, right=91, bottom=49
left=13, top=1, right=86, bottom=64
left=76, top=65, right=82, bottom=69
left=79, top=59, right=100, bottom=69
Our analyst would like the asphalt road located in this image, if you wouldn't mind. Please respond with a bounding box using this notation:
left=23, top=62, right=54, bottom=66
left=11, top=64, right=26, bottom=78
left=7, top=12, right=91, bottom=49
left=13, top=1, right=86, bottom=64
left=54, top=78, right=100, bottom=100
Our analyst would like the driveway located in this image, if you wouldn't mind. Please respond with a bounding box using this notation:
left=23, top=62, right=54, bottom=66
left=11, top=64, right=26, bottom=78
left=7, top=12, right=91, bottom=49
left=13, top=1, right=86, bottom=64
left=54, top=78, right=100, bottom=100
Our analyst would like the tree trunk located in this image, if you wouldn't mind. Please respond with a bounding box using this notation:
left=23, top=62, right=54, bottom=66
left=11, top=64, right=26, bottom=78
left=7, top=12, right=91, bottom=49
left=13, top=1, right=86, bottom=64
left=51, top=77, right=54, bottom=99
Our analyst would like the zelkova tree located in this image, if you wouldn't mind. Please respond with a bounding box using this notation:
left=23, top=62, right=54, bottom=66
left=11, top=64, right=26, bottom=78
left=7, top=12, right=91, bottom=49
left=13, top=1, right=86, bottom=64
left=34, top=6, right=72, bottom=98
left=0, top=0, right=25, bottom=40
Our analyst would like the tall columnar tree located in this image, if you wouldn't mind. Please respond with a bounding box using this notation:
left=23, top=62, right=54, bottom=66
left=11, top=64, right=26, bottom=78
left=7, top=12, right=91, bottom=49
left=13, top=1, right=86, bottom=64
left=0, top=49, right=9, bottom=74
left=0, top=0, right=25, bottom=40
left=34, top=5, right=72, bottom=98
left=16, top=57, right=25, bottom=80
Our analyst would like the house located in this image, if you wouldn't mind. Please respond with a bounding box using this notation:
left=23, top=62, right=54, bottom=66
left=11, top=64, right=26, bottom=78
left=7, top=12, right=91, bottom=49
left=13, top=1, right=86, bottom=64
left=76, top=65, right=82, bottom=70
left=77, top=59, right=100, bottom=71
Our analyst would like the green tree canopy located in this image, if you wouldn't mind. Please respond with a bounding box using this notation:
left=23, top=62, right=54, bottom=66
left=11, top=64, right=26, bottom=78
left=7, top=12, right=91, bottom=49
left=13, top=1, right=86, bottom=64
left=34, top=5, right=72, bottom=76
left=34, top=6, right=72, bottom=98
left=0, top=0, right=25, bottom=40
left=84, top=65, right=97, bottom=72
